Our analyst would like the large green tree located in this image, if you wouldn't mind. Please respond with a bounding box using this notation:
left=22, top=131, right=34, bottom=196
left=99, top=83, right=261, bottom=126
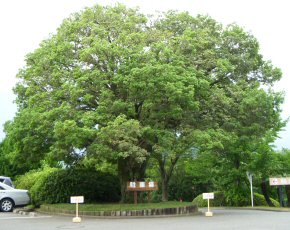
left=142, top=11, right=284, bottom=201
left=207, top=86, right=284, bottom=205
left=89, top=115, right=149, bottom=201
left=3, top=4, right=284, bottom=201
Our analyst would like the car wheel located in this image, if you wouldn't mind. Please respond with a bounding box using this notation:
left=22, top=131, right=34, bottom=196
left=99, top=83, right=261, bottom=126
left=0, top=198, right=14, bottom=212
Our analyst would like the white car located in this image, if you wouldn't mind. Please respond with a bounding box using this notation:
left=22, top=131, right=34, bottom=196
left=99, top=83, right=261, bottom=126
left=0, top=182, right=30, bottom=212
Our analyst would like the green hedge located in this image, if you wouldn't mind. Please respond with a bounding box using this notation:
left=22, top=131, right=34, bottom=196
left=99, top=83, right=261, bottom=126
left=192, top=192, right=279, bottom=207
left=16, top=167, right=120, bottom=205
left=192, top=191, right=227, bottom=207
left=253, top=193, right=280, bottom=207
left=15, top=167, right=59, bottom=191
left=15, top=167, right=60, bottom=206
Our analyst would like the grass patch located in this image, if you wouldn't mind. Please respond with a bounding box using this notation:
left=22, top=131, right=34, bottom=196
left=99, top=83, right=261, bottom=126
left=39, top=201, right=193, bottom=212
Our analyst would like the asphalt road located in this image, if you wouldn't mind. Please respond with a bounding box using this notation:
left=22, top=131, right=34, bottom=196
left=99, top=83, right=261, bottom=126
left=1, top=208, right=289, bottom=230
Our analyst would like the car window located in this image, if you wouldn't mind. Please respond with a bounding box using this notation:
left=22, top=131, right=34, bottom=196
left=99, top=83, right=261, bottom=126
left=0, top=186, right=4, bottom=190
left=0, top=182, right=13, bottom=190
left=0, top=177, right=14, bottom=187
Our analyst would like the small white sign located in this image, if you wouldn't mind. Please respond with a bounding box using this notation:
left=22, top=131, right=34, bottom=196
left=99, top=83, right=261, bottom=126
left=149, top=182, right=155, bottom=188
left=70, top=196, right=84, bottom=204
left=203, top=193, right=214, bottom=200
left=129, top=182, right=136, bottom=188
left=139, top=182, right=146, bottom=188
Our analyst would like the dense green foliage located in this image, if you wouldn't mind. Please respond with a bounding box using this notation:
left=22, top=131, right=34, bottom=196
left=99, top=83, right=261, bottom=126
left=169, top=175, right=196, bottom=202
left=15, top=166, right=60, bottom=205
left=15, top=166, right=59, bottom=191
left=0, top=4, right=287, bottom=204
left=16, top=167, right=120, bottom=205
left=192, top=191, right=226, bottom=207
left=192, top=192, right=280, bottom=207
left=39, top=168, right=120, bottom=204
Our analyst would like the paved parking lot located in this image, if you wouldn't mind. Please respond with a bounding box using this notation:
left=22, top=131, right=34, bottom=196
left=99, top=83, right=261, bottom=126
left=1, top=208, right=289, bottom=230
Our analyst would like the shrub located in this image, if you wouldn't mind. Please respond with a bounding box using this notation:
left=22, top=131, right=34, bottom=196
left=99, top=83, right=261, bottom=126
left=15, top=167, right=60, bottom=205
left=253, top=193, right=280, bottom=207
left=192, top=191, right=226, bottom=207
left=35, top=168, right=120, bottom=204
left=15, top=167, right=120, bottom=205
left=169, top=175, right=196, bottom=202
left=15, top=167, right=59, bottom=190
left=168, top=170, right=212, bottom=202
left=192, top=192, right=279, bottom=207
left=150, top=190, right=162, bottom=203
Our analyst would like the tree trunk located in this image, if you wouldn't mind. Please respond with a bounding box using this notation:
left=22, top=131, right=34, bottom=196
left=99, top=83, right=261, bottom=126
left=285, top=185, right=290, bottom=207
left=158, top=156, right=180, bottom=202
left=260, top=181, right=275, bottom=207
left=277, top=186, right=284, bottom=207
left=119, top=176, right=127, bottom=203
left=138, top=159, right=148, bottom=180
left=118, top=159, right=129, bottom=203
left=161, top=177, right=169, bottom=201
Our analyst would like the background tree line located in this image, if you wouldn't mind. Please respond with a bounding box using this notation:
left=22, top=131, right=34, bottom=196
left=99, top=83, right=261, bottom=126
left=0, top=4, right=288, bottom=205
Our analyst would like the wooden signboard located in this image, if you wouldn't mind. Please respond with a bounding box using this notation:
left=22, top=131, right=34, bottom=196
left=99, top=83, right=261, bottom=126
left=269, top=177, right=290, bottom=207
left=127, top=181, right=158, bottom=204
left=127, top=181, right=158, bottom=191
left=269, top=177, right=290, bottom=186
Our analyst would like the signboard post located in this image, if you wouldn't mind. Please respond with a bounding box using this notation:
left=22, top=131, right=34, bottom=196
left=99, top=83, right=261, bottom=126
left=127, top=181, right=158, bottom=204
left=70, top=196, right=84, bottom=223
left=246, top=172, right=254, bottom=207
left=203, top=193, right=214, bottom=217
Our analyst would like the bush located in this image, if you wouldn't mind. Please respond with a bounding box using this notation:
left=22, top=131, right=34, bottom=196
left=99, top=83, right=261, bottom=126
left=192, top=192, right=279, bottom=207
left=192, top=191, right=226, bottom=207
left=168, top=174, right=212, bottom=202
left=15, top=167, right=60, bottom=205
left=15, top=167, right=59, bottom=191
left=169, top=176, right=196, bottom=202
left=16, top=167, right=120, bottom=205
left=150, top=190, right=162, bottom=203
left=253, top=193, right=280, bottom=207
left=35, top=168, right=120, bottom=204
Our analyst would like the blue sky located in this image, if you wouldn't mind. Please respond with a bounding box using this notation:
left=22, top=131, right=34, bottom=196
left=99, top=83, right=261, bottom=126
left=1, top=0, right=289, bottom=149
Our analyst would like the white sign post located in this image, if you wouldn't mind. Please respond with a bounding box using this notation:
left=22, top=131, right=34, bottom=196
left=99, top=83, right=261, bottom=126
left=246, top=172, right=254, bottom=207
left=202, top=193, right=214, bottom=217
left=70, top=196, right=84, bottom=223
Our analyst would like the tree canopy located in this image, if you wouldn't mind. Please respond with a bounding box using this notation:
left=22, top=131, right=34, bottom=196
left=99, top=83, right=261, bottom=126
left=2, top=4, right=285, bottom=202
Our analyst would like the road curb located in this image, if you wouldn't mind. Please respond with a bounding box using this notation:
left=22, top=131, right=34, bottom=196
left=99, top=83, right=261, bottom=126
left=37, top=205, right=199, bottom=218
left=201, top=207, right=290, bottom=213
